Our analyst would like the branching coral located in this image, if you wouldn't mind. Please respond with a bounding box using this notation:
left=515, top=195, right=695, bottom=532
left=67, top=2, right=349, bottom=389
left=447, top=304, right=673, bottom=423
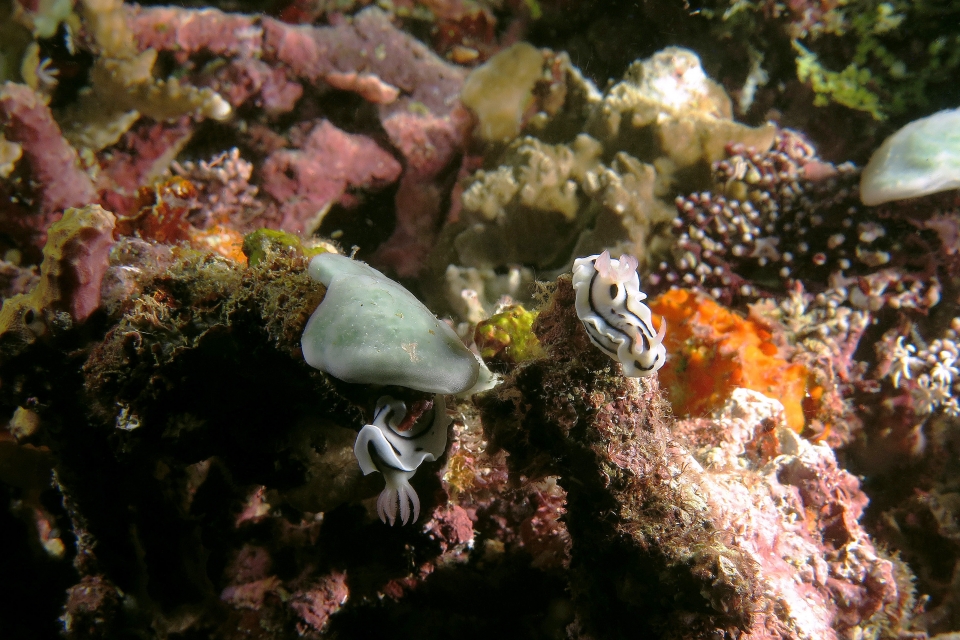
left=748, top=283, right=871, bottom=444
left=60, top=0, right=230, bottom=151
left=0, top=82, right=98, bottom=243
left=171, top=148, right=264, bottom=231
left=440, top=263, right=537, bottom=323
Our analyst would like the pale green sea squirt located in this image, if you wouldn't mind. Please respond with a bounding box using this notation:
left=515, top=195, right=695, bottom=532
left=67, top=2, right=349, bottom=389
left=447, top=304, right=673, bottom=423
left=301, top=252, right=494, bottom=394
left=860, top=108, right=960, bottom=206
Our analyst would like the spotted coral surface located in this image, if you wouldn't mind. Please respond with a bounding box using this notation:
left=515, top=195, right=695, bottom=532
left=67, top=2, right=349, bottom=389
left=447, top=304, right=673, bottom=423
left=474, top=304, right=544, bottom=364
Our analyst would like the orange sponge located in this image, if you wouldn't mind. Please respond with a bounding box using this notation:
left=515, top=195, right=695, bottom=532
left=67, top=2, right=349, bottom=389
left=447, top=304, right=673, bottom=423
left=648, top=288, right=809, bottom=432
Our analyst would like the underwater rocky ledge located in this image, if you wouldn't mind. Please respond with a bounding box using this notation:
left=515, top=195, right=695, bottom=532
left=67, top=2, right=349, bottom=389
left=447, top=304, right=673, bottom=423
left=3, top=0, right=960, bottom=638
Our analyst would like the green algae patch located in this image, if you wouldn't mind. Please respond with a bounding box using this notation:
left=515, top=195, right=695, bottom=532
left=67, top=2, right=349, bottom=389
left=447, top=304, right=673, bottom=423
left=242, top=228, right=329, bottom=267
left=793, top=42, right=884, bottom=120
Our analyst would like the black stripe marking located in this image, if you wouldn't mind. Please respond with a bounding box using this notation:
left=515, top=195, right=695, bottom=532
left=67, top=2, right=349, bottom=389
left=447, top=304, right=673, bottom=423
left=588, top=268, right=640, bottom=353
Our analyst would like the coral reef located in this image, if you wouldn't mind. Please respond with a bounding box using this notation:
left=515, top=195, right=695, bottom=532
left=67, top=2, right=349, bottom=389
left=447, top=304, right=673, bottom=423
left=674, top=389, right=912, bottom=640
left=62, top=0, right=231, bottom=151
left=0, top=0, right=958, bottom=637
left=478, top=278, right=763, bottom=638
left=0, top=82, right=98, bottom=246
left=261, top=7, right=470, bottom=177
left=460, top=42, right=546, bottom=143
left=259, top=120, right=402, bottom=235
left=655, top=129, right=943, bottom=311
left=695, top=0, right=960, bottom=123
left=478, top=277, right=912, bottom=638
left=0, top=203, right=115, bottom=350
left=453, top=134, right=604, bottom=270
left=584, top=46, right=776, bottom=171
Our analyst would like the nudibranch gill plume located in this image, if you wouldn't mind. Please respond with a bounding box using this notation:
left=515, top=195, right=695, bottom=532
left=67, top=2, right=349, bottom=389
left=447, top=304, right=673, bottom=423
left=572, top=251, right=666, bottom=377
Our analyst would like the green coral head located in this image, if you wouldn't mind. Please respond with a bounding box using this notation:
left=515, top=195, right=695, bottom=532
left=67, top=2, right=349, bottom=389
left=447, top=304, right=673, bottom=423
left=474, top=305, right=545, bottom=364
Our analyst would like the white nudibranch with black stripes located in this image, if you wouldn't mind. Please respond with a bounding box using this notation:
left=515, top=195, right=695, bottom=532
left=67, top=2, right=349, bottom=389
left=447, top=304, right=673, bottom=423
left=354, top=395, right=450, bottom=526
left=572, top=251, right=666, bottom=377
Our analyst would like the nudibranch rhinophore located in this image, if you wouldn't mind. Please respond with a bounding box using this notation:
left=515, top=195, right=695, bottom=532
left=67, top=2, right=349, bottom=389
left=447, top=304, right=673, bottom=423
left=572, top=251, right=666, bottom=377
left=354, top=394, right=450, bottom=525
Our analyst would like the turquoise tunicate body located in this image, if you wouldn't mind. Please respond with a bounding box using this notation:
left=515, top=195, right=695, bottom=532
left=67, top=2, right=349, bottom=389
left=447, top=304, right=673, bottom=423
left=860, top=108, right=960, bottom=206
left=301, top=253, right=482, bottom=394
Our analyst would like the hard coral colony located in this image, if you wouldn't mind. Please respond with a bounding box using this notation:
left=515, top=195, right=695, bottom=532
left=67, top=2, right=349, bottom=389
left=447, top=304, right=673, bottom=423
left=0, top=0, right=959, bottom=637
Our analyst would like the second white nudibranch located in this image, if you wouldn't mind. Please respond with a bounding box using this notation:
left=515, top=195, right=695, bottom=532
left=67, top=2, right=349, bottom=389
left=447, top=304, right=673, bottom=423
left=572, top=251, right=666, bottom=377
left=354, top=395, right=450, bottom=525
